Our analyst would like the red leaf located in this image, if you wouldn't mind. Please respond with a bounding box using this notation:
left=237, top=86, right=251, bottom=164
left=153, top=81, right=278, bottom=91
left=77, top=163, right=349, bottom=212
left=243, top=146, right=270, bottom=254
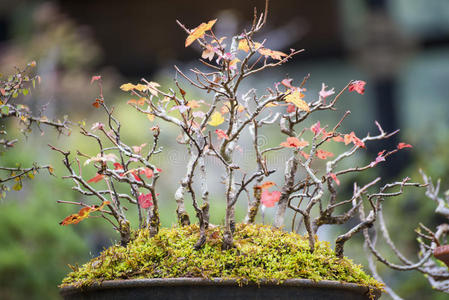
left=316, top=149, right=334, bottom=160
left=138, top=193, right=153, bottom=209
left=344, top=132, right=365, bottom=148
left=329, top=172, right=340, bottom=185
left=140, top=168, right=154, bottom=179
left=215, top=129, right=229, bottom=140
left=261, top=190, right=281, bottom=208
left=87, top=173, right=104, bottom=183
left=348, top=80, right=366, bottom=95
left=286, top=104, right=296, bottom=113
left=113, top=163, right=124, bottom=170
left=311, top=121, right=322, bottom=136
left=397, top=142, right=412, bottom=150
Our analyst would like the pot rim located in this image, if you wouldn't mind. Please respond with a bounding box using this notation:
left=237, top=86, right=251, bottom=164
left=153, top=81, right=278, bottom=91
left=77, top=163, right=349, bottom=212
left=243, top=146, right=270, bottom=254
left=60, top=278, right=381, bottom=296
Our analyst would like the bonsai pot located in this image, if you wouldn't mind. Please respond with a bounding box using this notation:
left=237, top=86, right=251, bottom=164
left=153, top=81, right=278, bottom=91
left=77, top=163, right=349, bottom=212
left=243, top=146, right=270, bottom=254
left=60, top=278, right=381, bottom=300
left=434, top=245, right=449, bottom=268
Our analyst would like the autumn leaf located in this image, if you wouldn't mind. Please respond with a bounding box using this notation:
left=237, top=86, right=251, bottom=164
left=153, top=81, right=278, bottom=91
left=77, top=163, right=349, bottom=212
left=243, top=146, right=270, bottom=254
left=146, top=82, right=160, bottom=96
left=258, top=47, right=287, bottom=60
left=285, top=89, right=309, bottom=112
left=92, top=98, right=103, bottom=108
left=261, top=190, right=281, bottom=208
left=344, top=132, right=365, bottom=148
left=202, top=44, right=215, bottom=61
left=397, top=142, right=412, bottom=150
left=329, top=172, right=340, bottom=185
left=316, top=149, right=334, bottom=160
left=59, top=201, right=110, bottom=226
left=229, top=58, right=241, bottom=69
left=87, top=173, right=104, bottom=183
left=215, top=129, right=229, bottom=140
left=208, top=111, right=224, bottom=126
left=311, top=121, right=322, bottom=136
left=286, top=104, right=296, bottom=113
left=120, top=83, right=136, bottom=92
left=332, top=135, right=345, bottom=143
left=280, top=137, right=309, bottom=148
left=348, top=80, right=366, bottom=95
left=138, top=193, right=153, bottom=209
left=257, top=181, right=276, bottom=190
left=238, top=39, right=250, bottom=52
left=185, top=19, right=217, bottom=47
left=127, top=98, right=146, bottom=106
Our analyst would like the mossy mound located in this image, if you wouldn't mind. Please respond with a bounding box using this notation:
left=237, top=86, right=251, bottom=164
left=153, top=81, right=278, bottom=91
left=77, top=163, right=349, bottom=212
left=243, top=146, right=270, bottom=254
left=61, top=223, right=383, bottom=289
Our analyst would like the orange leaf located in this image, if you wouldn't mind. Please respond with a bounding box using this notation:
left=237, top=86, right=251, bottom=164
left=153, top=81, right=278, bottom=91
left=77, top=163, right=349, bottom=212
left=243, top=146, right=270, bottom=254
left=258, top=181, right=276, bottom=190
left=59, top=201, right=110, bottom=225
left=87, top=173, right=104, bottom=183
left=329, top=172, right=340, bottom=185
left=185, top=19, right=217, bottom=47
left=280, top=137, right=308, bottom=148
left=316, top=149, right=334, bottom=160
left=397, top=142, right=412, bottom=150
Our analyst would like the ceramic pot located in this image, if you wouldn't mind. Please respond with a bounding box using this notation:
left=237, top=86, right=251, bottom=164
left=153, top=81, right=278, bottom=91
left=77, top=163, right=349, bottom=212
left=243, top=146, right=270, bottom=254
left=60, top=278, right=381, bottom=300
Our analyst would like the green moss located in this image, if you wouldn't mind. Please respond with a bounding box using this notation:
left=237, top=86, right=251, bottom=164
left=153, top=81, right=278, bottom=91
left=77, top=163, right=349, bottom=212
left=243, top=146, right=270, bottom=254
left=61, top=224, right=383, bottom=290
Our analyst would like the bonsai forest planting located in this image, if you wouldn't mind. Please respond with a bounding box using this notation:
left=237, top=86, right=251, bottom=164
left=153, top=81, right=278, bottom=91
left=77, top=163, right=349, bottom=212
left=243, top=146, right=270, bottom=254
left=1, top=4, right=449, bottom=299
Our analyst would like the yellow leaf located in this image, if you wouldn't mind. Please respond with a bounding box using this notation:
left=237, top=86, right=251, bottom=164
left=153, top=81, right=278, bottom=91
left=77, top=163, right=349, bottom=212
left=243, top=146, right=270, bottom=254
left=229, top=58, right=241, bottom=68
left=238, top=39, right=250, bottom=52
left=12, top=182, right=22, bottom=191
left=120, top=83, right=136, bottom=92
left=208, top=111, right=224, bottom=126
left=147, top=113, right=155, bottom=121
left=185, top=19, right=217, bottom=47
left=135, top=84, right=147, bottom=92
left=285, top=90, right=310, bottom=112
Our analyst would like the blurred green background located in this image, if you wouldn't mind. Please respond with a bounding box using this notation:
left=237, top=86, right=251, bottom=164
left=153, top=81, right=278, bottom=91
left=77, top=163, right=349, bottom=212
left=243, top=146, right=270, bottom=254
left=1, top=0, right=449, bottom=299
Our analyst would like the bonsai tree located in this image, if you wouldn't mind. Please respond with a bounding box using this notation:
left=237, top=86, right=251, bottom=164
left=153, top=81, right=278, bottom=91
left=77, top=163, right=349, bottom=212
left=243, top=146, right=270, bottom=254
left=45, top=3, right=447, bottom=299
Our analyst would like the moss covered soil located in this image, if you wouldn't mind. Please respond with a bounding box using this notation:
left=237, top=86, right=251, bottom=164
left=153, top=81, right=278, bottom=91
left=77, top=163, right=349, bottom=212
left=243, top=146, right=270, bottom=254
left=61, top=223, right=383, bottom=290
